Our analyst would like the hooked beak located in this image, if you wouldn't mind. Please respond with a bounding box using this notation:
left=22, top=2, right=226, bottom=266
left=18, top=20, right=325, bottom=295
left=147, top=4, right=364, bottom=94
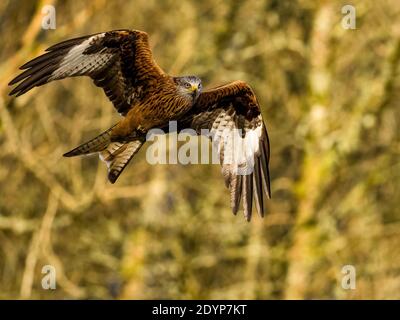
left=190, top=84, right=198, bottom=96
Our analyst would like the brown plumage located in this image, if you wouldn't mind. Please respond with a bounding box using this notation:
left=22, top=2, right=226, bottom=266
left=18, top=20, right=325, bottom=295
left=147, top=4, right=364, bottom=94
left=9, top=29, right=271, bottom=220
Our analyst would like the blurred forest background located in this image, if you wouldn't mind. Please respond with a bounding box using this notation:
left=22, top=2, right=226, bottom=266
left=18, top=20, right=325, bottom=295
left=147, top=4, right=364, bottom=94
left=0, top=0, right=399, bottom=299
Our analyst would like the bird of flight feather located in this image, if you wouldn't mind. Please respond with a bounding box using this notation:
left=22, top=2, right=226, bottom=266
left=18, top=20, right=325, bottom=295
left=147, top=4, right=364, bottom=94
left=9, top=29, right=271, bottom=221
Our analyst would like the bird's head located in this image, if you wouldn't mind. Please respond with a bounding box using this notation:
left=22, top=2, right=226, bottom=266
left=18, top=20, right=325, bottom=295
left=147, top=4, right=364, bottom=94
left=174, top=76, right=202, bottom=101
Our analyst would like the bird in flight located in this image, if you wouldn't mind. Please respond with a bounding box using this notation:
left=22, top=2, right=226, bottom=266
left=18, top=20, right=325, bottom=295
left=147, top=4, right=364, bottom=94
left=9, top=29, right=271, bottom=221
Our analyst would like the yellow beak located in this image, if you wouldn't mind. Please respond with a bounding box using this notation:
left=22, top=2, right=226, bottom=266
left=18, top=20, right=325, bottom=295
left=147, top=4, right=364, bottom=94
left=190, top=84, right=198, bottom=93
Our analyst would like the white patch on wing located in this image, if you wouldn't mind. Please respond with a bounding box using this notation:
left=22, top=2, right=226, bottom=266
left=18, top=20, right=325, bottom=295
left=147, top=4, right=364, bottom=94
left=49, top=33, right=114, bottom=80
left=211, top=113, right=263, bottom=175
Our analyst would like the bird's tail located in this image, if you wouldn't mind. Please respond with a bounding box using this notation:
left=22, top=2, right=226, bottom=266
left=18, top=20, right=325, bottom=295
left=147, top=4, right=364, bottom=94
left=99, top=138, right=145, bottom=183
left=63, top=125, right=116, bottom=157
left=63, top=125, right=145, bottom=183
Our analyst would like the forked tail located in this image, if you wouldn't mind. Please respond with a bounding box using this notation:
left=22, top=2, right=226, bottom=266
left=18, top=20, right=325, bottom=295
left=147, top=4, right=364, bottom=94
left=63, top=125, right=145, bottom=183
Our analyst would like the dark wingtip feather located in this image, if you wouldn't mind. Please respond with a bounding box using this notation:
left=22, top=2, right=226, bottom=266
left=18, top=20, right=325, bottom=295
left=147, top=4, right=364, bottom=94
left=259, top=135, right=271, bottom=200
left=230, top=175, right=242, bottom=215
left=253, top=158, right=265, bottom=217
left=8, top=35, right=89, bottom=97
left=9, top=59, right=60, bottom=96
left=262, top=141, right=272, bottom=199
left=242, top=174, right=253, bottom=221
left=261, top=124, right=272, bottom=199
left=8, top=75, right=23, bottom=86
left=265, top=166, right=272, bottom=199
left=9, top=88, right=18, bottom=96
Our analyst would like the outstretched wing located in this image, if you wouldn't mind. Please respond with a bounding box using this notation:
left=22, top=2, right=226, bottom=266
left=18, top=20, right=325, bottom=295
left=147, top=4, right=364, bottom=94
left=9, top=29, right=165, bottom=115
left=182, top=81, right=271, bottom=221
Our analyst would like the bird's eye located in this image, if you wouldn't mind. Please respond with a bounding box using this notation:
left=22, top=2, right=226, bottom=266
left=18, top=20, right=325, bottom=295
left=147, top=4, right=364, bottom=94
left=198, top=83, right=202, bottom=89
left=185, top=83, right=191, bottom=88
